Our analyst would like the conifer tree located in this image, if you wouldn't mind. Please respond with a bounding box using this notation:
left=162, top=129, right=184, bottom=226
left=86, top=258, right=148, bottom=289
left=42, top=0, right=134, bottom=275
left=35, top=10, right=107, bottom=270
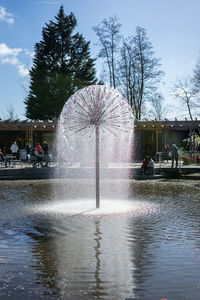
left=25, top=6, right=97, bottom=120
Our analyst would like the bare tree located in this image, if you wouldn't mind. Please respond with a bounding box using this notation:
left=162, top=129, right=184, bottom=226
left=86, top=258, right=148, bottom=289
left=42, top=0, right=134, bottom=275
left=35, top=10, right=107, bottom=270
left=93, top=16, right=121, bottom=88
left=6, top=104, right=19, bottom=120
left=118, top=27, right=163, bottom=119
left=118, top=38, right=136, bottom=109
left=191, top=57, right=200, bottom=115
left=192, top=56, right=200, bottom=93
left=172, top=77, right=196, bottom=121
left=148, top=93, right=167, bottom=120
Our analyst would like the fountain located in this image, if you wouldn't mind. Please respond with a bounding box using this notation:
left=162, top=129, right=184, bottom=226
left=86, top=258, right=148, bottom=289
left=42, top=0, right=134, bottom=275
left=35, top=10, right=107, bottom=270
left=0, top=125, right=200, bottom=298
left=56, top=85, right=134, bottom=209
left=0, top=87, right=200, bottom=300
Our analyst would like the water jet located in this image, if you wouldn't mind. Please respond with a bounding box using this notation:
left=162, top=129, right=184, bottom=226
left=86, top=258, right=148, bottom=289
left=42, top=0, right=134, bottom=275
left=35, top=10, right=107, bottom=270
left=56, top=85, right=134, bottom=209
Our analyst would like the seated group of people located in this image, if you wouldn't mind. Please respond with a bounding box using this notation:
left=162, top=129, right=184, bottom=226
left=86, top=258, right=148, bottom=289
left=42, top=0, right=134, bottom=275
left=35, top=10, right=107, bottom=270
left=0, top=141, right=51, bottom=168
left=141, top=156, right=155, bottom=175
left=30, top=141, right=51, bottom=167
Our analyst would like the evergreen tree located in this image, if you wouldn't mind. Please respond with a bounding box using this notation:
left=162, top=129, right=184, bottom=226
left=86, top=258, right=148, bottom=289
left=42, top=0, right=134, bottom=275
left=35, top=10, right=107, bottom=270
left=25, top=6, right=97, bottom=120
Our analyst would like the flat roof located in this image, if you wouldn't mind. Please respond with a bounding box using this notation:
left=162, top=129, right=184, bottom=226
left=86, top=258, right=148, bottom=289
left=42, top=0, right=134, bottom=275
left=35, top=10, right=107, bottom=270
left=0, top=119, right=199, bottom=131
left=0, top=120, right=57, bottom=130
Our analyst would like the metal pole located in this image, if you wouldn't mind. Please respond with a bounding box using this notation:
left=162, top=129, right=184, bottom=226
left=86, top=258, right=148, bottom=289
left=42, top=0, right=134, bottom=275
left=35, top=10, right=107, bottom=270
left=189, top=126, right=192, bottom=156
left=156, top=127, right=158, bottom=153
left=31, top=127, right=33, bottom=147
left=96, top=125, right=100, bottom=208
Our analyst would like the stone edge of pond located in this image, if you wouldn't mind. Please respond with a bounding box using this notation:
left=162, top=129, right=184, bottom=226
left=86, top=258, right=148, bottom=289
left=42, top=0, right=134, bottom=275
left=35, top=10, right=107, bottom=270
left=0, top=166, right=200, bottom=180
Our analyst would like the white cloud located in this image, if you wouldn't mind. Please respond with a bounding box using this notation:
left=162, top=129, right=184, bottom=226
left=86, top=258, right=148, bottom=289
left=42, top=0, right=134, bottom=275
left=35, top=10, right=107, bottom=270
left=24, top=49, right=35, bottom=58
left=17, top=64, right=29, bottom=77
left=0, top=43, right=22, bottom=57
left=1, top=57, right=19, bottom=65
left=0, top=6, right=14, bottom=24
left=0, top=43, right=31, bottom=77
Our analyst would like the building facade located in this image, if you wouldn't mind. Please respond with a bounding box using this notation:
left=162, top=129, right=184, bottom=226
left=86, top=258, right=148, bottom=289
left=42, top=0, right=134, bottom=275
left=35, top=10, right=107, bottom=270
left=134, top=119, right=200, bottom=160
left=0, top=120, right=56, bottom=154
left=0, top=119, right=199, bottom=161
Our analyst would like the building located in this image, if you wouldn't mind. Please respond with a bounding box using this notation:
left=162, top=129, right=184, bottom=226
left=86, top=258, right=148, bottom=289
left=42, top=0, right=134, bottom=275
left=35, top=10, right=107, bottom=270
left=0, top=119, right=56, bottom=154
left=0, top=119, right=199, bottom=161
left=134, top=119, right=200, bottom=160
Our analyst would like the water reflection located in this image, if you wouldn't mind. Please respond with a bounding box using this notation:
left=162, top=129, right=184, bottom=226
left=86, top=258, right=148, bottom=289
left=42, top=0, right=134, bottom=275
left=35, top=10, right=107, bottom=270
left=27, top=215, right=135, bottom=299
left=93, top=220, right=102, bottom=299
left=0, top=180, right=200, bottom=299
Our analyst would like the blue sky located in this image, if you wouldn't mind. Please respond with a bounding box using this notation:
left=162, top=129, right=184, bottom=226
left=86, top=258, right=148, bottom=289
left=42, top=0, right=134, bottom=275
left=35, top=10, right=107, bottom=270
left=0, top=0, right=200, bottom=120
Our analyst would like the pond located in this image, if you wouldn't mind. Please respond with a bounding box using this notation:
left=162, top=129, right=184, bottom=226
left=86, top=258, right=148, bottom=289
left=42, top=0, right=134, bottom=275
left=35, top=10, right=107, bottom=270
left=0, top=179, right=200, bottom=300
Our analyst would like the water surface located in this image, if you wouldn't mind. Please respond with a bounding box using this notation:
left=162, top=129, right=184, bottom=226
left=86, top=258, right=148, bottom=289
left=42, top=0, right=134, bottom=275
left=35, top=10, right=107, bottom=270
left=0, top=179, right=200, bottom=300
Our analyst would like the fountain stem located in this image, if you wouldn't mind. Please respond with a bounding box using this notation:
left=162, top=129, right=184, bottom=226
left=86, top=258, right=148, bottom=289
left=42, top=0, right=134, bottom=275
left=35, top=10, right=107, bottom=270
left=96, top=125, right=100, bottom=208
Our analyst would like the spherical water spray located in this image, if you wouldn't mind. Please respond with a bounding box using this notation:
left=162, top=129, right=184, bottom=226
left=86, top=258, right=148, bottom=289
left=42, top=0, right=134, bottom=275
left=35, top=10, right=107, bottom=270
left=57, top=85, right=134, bottom=208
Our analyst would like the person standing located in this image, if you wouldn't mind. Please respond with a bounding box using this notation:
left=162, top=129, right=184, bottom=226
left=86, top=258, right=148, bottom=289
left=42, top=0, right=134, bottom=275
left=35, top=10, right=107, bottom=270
left=25, top=142, right=32, bottom=154
left=171, top=144, right=179, bottom=168
left=10, top=141, right=19, bottom=159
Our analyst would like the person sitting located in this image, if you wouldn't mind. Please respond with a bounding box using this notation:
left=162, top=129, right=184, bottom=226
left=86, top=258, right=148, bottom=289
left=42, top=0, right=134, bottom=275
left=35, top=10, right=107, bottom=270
left=30, top=147, right=37, bottom=167
left=42, top=141, right=49, bottom=155
left=147, top=157, right=155, bottom=175
left=0, top=148, right=5, bottom=167
left=35, top=143, right=43, bottom=155
left=42, top=141, right=51, bottom=167
left=141, top=156, right=149, bottom=175
left=0, top=148, right=5, bottom=161
left=31, top=145, right=43, bottom=167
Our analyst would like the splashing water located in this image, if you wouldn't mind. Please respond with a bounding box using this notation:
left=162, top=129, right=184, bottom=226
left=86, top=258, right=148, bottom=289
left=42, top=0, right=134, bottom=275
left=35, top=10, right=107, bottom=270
left=31, top=198, right=160, bottom=217
left=59, top=85, right=134, bottom=136
left=54, top=85, right=134, bottom=212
